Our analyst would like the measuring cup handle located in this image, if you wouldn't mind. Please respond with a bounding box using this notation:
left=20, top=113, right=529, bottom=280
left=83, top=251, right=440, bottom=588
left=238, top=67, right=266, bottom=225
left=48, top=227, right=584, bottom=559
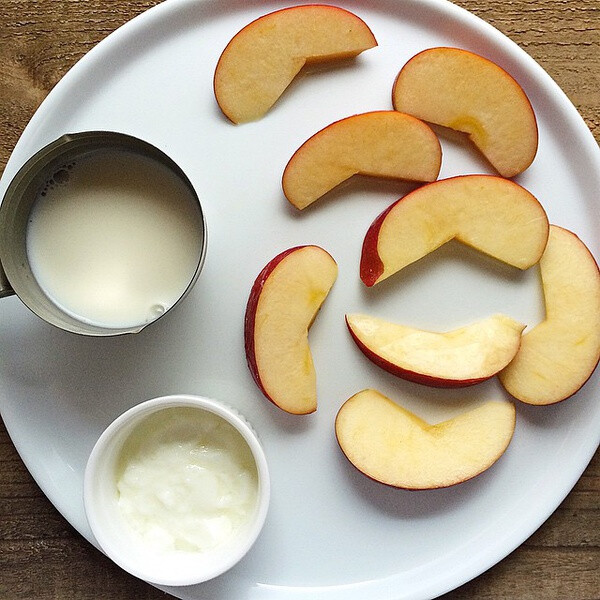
left=0, top=262, right=15, bottom=298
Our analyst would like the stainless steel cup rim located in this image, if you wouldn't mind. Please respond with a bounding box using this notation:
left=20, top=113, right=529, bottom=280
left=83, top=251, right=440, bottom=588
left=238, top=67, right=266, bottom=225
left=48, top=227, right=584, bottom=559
left=0, top=131, right=207, bottom=336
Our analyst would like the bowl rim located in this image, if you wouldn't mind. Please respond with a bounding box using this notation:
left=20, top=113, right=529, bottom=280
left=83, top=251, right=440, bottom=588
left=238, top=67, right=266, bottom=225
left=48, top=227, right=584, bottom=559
left=83, top=393, right=271, bottom=586
left=0, top=131, right=208, bottom=337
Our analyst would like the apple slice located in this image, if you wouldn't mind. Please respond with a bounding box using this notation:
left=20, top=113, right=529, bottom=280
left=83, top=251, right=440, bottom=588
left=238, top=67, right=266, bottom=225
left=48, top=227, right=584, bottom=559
left=214, top=5, right=377, bottom=123
left=360, top=175, right=549, bottom=287
left=335, top=389, right=516, bottom=489
left=282, top=111, right=442, bottom=209
left=499, top=226, right=600, bottom=405
left=244, top=245, right=338, bottom=414
left=392, top=47, right=538, bottom=177
left=346, top=313, right=525, bottom=387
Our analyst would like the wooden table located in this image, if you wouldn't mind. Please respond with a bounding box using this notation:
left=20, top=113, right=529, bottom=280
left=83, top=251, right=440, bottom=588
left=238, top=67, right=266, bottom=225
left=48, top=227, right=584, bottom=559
left=0, top=1, right=598, bottom=598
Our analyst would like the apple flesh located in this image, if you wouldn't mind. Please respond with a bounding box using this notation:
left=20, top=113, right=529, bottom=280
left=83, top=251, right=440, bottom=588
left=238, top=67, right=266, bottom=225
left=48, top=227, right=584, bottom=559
left=335, top=389, right=516, bottom=489
left=283, top=111, right=442, bottom=209
left=360, top=175, right=549, bottom=287
left=499, top=226, right=600, bottom=405
left=244, top=245, right=338, bottom=414
left=214, top=5, right=377, bottom=123
left=346, top=313, right=525, bottom=387
left=392, top=47, right=538, bottom=178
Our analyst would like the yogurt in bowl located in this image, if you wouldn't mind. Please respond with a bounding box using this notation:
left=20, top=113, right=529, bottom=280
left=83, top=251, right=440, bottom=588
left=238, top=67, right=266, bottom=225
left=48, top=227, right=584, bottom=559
left=83, top=395, right=270, bottom=586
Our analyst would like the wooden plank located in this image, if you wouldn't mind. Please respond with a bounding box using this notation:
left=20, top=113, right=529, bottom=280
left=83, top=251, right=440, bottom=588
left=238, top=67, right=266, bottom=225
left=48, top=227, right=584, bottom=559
left=0, top=1, right=598, bottom=599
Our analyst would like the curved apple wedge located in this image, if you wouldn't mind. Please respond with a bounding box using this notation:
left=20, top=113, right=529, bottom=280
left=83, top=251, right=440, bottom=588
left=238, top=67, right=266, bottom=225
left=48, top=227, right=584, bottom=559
left=214, top=5, right=377, bottom=123
left=282, top=111, right=442, bottom=209
left=360, top=175, right=549, bottom=287
left=244, top=245, right=338, bottom=414
left=499, top=226, right=600, bottom=405
left=346, top=313, right=525, bottom=387
left=335, top=389, right=516, bottom=489
left=392, top=47, right=538, bottom=177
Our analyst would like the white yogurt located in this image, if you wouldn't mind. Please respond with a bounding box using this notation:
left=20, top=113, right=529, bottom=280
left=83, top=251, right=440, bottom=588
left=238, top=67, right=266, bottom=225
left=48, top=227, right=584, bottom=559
left=116, top=407, right=259, bottom=554
left=26, top=148, right=202, bottom=329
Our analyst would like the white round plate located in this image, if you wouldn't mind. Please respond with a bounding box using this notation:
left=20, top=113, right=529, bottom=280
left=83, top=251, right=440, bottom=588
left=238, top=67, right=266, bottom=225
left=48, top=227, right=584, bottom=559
left=0, top=1, right=598, bottom=599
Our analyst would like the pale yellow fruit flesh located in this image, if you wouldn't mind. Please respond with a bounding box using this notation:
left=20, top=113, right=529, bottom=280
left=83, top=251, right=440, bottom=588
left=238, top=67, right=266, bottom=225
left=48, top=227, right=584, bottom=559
left=283, top=111, right=441, bottom=209
left=347, top=313, right=525, bottom=380
left=376, top=175, right=548, bottom=283
left=214, top=6, right=377, bottom=123
left=335, top=389, right=516, bottom=489
left=499, top=226, right=600, bottom=405
left=393, top=47, right=538, bottom=177
left=254, top=247, right=338, bottom=414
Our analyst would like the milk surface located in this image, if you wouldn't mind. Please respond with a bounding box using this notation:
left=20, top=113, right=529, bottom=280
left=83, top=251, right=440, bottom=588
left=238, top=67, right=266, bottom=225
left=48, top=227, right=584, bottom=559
left=26, top=148, right=202, bottom=328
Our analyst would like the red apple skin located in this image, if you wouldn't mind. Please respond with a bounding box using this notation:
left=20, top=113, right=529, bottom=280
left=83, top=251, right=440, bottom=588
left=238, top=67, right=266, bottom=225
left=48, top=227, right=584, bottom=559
left=391, top=47, right=538, bottom=125
left=282, top=110, right=442, bottom=209
left=244, top=244, right=337, bottom=413
left=245, top=4, right=378, bottom=62
left=345, top=316, right=496, bottom=388
left=335, top=390, right=517, bottom=490
left=392, top=47, right=538, bottom=178
left=360, top=174, right=547, bottom=287
left=244, top=246, right=303, bottom=407
left=537, top=227, right=600, bottom=405
left=360, top=200, right=399, bottom=287
left=498, top=225, right=600, bottom=405
left=214, top=4, right=377, bottom=124
left=335, top=432, right=508, bottom=491
left=544, top=358, right=600, bottom=405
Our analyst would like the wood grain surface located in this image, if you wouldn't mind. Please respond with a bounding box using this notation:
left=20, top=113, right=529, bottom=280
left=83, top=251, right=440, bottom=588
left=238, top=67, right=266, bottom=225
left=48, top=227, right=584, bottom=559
left=0, top=1, right=598, bottom=599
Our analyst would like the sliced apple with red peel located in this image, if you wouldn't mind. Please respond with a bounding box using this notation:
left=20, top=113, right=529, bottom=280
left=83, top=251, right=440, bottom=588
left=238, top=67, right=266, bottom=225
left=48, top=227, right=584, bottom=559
left=499, top=226, right=600, bottom=405
left=244, top=245, right=338, bottom=414
left=282, top=111, right=442, bottom=209
left=214, top=5, right=377, bottom=124
left=335, top=389, right=516, bottom=489
left=346, top=313, right=525, bottom=387
left=392, top=47, right=538, bottom=178
left=360, top=175, right=549, bottom=287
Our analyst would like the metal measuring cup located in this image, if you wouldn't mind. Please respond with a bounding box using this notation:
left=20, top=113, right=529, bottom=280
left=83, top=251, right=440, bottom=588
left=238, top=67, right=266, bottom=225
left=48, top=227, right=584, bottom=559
left=0, top=131, right=207, bottom=336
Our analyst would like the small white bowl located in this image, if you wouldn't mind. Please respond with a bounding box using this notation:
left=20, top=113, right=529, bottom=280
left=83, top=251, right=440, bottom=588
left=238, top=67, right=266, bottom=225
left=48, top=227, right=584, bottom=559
left=83, top=394, right=270, bottom=586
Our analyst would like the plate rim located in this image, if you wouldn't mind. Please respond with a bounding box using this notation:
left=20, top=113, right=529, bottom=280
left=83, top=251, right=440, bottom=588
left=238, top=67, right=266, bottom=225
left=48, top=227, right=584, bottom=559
left=0, top=1, right=599, bottom=599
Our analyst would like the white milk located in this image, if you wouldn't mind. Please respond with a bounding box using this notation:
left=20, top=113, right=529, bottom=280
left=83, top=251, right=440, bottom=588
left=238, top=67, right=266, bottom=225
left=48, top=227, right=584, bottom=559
left=26, top=148, right=202, bottom=329
left=116, top=408, right=259, bottom=553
